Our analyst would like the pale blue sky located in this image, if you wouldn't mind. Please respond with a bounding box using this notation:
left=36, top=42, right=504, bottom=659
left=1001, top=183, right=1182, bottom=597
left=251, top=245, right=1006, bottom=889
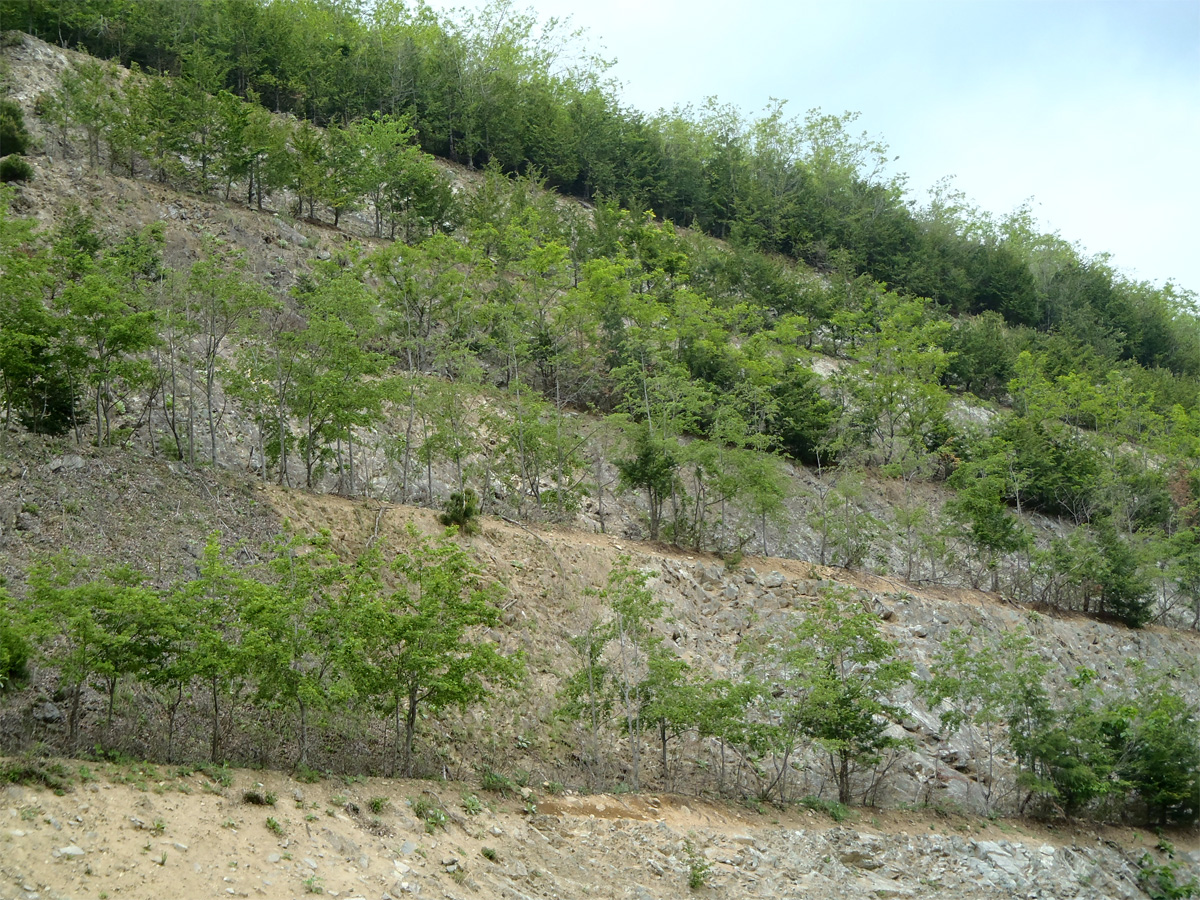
left=428, top=0, right=1200, bottom=294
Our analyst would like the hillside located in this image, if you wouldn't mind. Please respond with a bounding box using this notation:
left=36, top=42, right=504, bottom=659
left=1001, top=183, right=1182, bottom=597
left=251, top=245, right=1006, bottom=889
left=1, top=19, right=1199, bottom=900
left=3, top=762, right=1194, bottom=900
left=3, top=441, right=1199, bottom=898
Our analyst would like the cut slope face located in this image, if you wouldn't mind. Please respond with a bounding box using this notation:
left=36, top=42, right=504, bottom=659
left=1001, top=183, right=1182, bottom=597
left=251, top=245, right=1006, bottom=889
left=2, top=766, right=1195, bottom=900
left=1, top=32, right=1199, bottom=879
left=2, top=438, right=1199, bottom=814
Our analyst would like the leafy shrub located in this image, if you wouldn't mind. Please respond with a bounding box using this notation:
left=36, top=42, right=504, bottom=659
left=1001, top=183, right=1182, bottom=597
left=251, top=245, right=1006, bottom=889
left=0, top=155, right=32, bottom=183
left=439, top=489, right=481, bottom=534
left=478, top=767, right=517, bottom=797
left=800, top=795, right=850, bottom=822
left=684, top=838, right=710, bottom=891
left=411, top=796, right=447, bottom=833
left=199, top=763, right=233, bottom=787
left=0, top=99, right=30, bottom=156
left=1118, top=686, right=1200, bottom=826
left=1138, top=853, right=1199, bottom=900
left=0, top=622, right=31, bottom=691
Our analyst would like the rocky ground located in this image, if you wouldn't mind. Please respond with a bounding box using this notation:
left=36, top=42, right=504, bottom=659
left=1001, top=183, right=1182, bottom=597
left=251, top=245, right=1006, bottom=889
left=3, top=763, right=1197, bottom=900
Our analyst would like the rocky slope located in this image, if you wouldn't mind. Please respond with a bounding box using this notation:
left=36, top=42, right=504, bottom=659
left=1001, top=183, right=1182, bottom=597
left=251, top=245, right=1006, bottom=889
left=2, top=30, right=1199, bottom=900
left=3, top=441, right=1199, bottom=900
left=3, top=764, right=1196, bottom=900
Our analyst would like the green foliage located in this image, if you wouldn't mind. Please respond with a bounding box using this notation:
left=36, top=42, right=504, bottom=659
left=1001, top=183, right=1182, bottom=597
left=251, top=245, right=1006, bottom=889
left=924, top=628, right=1046, bottom=813
left=0, top=99, right=31, bottom=157
left=1139, top=854, right=1200, bottom=900
left=1001, top=657, right=1200, bottom=824
left=242, top=788, right=275, bottom=806
left=743, top=589, right=913, bottom=804
left=439, top=489, right=481, bottom=535
left=1117, top=675, right=1200, bottom=826
left=945, top=437, right=1031, bottom=591
left=303, top=874, right=325, bottom=894
left=799, top=795, right=850, bottom=822
left=616, top=428, right=679, bottom=541
left=478, top=768, right=517, bottom=797
left=559, top=557, right=675, bottom=791
left=0, top=586, right=31, bottom=691
left=0, top=155, right=33, bottom=183
left=9, top=0, right=1197, bottom=390
left=24, top=551, right=169, bottom=747
left=3, top=2, right=1200, bottom=822
left=0, top=757, right=73, bottom=793
left=828, top=295, right=954, bottom=472
left=768, top=364, right=835, bottom=464
left=684, top=837, right=711, bottom=890
left=411, top=796, right=447, bottom=833
left=1091, top=521, right=1153, bottom=627
left=356, top=525, right=523, bottom=776
left=943, top=312, right=1025, bottom=400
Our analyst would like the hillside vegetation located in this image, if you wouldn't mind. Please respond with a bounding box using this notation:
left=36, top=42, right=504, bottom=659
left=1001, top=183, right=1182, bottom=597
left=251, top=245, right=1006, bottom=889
left=0, top=2, right=1198, bottom=854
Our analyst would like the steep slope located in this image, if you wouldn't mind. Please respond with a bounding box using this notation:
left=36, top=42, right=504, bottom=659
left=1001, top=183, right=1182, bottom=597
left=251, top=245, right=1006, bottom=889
left=2, top=31, right=1199, bottom=899
left=2, top=755, right=1197, bottom=900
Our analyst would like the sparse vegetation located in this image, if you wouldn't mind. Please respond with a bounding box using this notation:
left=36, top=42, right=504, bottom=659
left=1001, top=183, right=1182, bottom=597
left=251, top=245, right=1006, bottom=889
left=0, top=0, right=1195, bottom=864
left=410, top=796, right=447, bottom=834
left=242, top=789, right=276, bottom=807
left=478, top=768, right=517, bottom=797
left=1139, top=853, right=1199, bottom=900
left=0, top=758, right=72, bottom=793
left=684, top=837, right=711, bottom=891
left=799, top=796, right=851, bottom=823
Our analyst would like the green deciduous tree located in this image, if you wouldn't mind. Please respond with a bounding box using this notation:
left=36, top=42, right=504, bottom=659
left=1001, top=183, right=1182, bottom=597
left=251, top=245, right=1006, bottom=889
left=945, top=437, right=1031, bottom=592
left=244, top=531, right=362, bottom=769
left=172, top=535, right=259, bottom=764
left=616, top=426, right=678, bottom=542
left=25, top=553, right=161, bottom=748
left=1116, top=674, right=1200, bottom=826
left=0, top=584, right=31, bottom=693
left=923, top=627, right=1043, bottom=813
left=560, top=556, right=673, bottom=791
left=743, top=590, right=912, bottom=804
left=357, top=525, right=522, bottom=776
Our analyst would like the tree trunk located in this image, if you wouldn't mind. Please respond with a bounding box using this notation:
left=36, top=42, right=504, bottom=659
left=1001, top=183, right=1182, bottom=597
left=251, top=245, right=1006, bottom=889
left=210, top=676, right=222, bottom=763
left=297, top=699, right=309, bottom=770
left=403, top=687, right=419, bottom=778
left=660, top=719, right=668, bottom=787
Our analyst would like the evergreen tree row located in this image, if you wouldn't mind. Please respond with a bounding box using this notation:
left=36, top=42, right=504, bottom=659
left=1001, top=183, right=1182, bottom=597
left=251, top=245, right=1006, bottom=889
left=4, top=0, right=1197, bottom=378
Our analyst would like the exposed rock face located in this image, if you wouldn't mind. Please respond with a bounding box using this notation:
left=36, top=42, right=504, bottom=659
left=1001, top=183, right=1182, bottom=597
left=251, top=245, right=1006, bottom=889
left=644, top=556, right=1200, bottom=813
left=3, top=777, right=1195, bottom=900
